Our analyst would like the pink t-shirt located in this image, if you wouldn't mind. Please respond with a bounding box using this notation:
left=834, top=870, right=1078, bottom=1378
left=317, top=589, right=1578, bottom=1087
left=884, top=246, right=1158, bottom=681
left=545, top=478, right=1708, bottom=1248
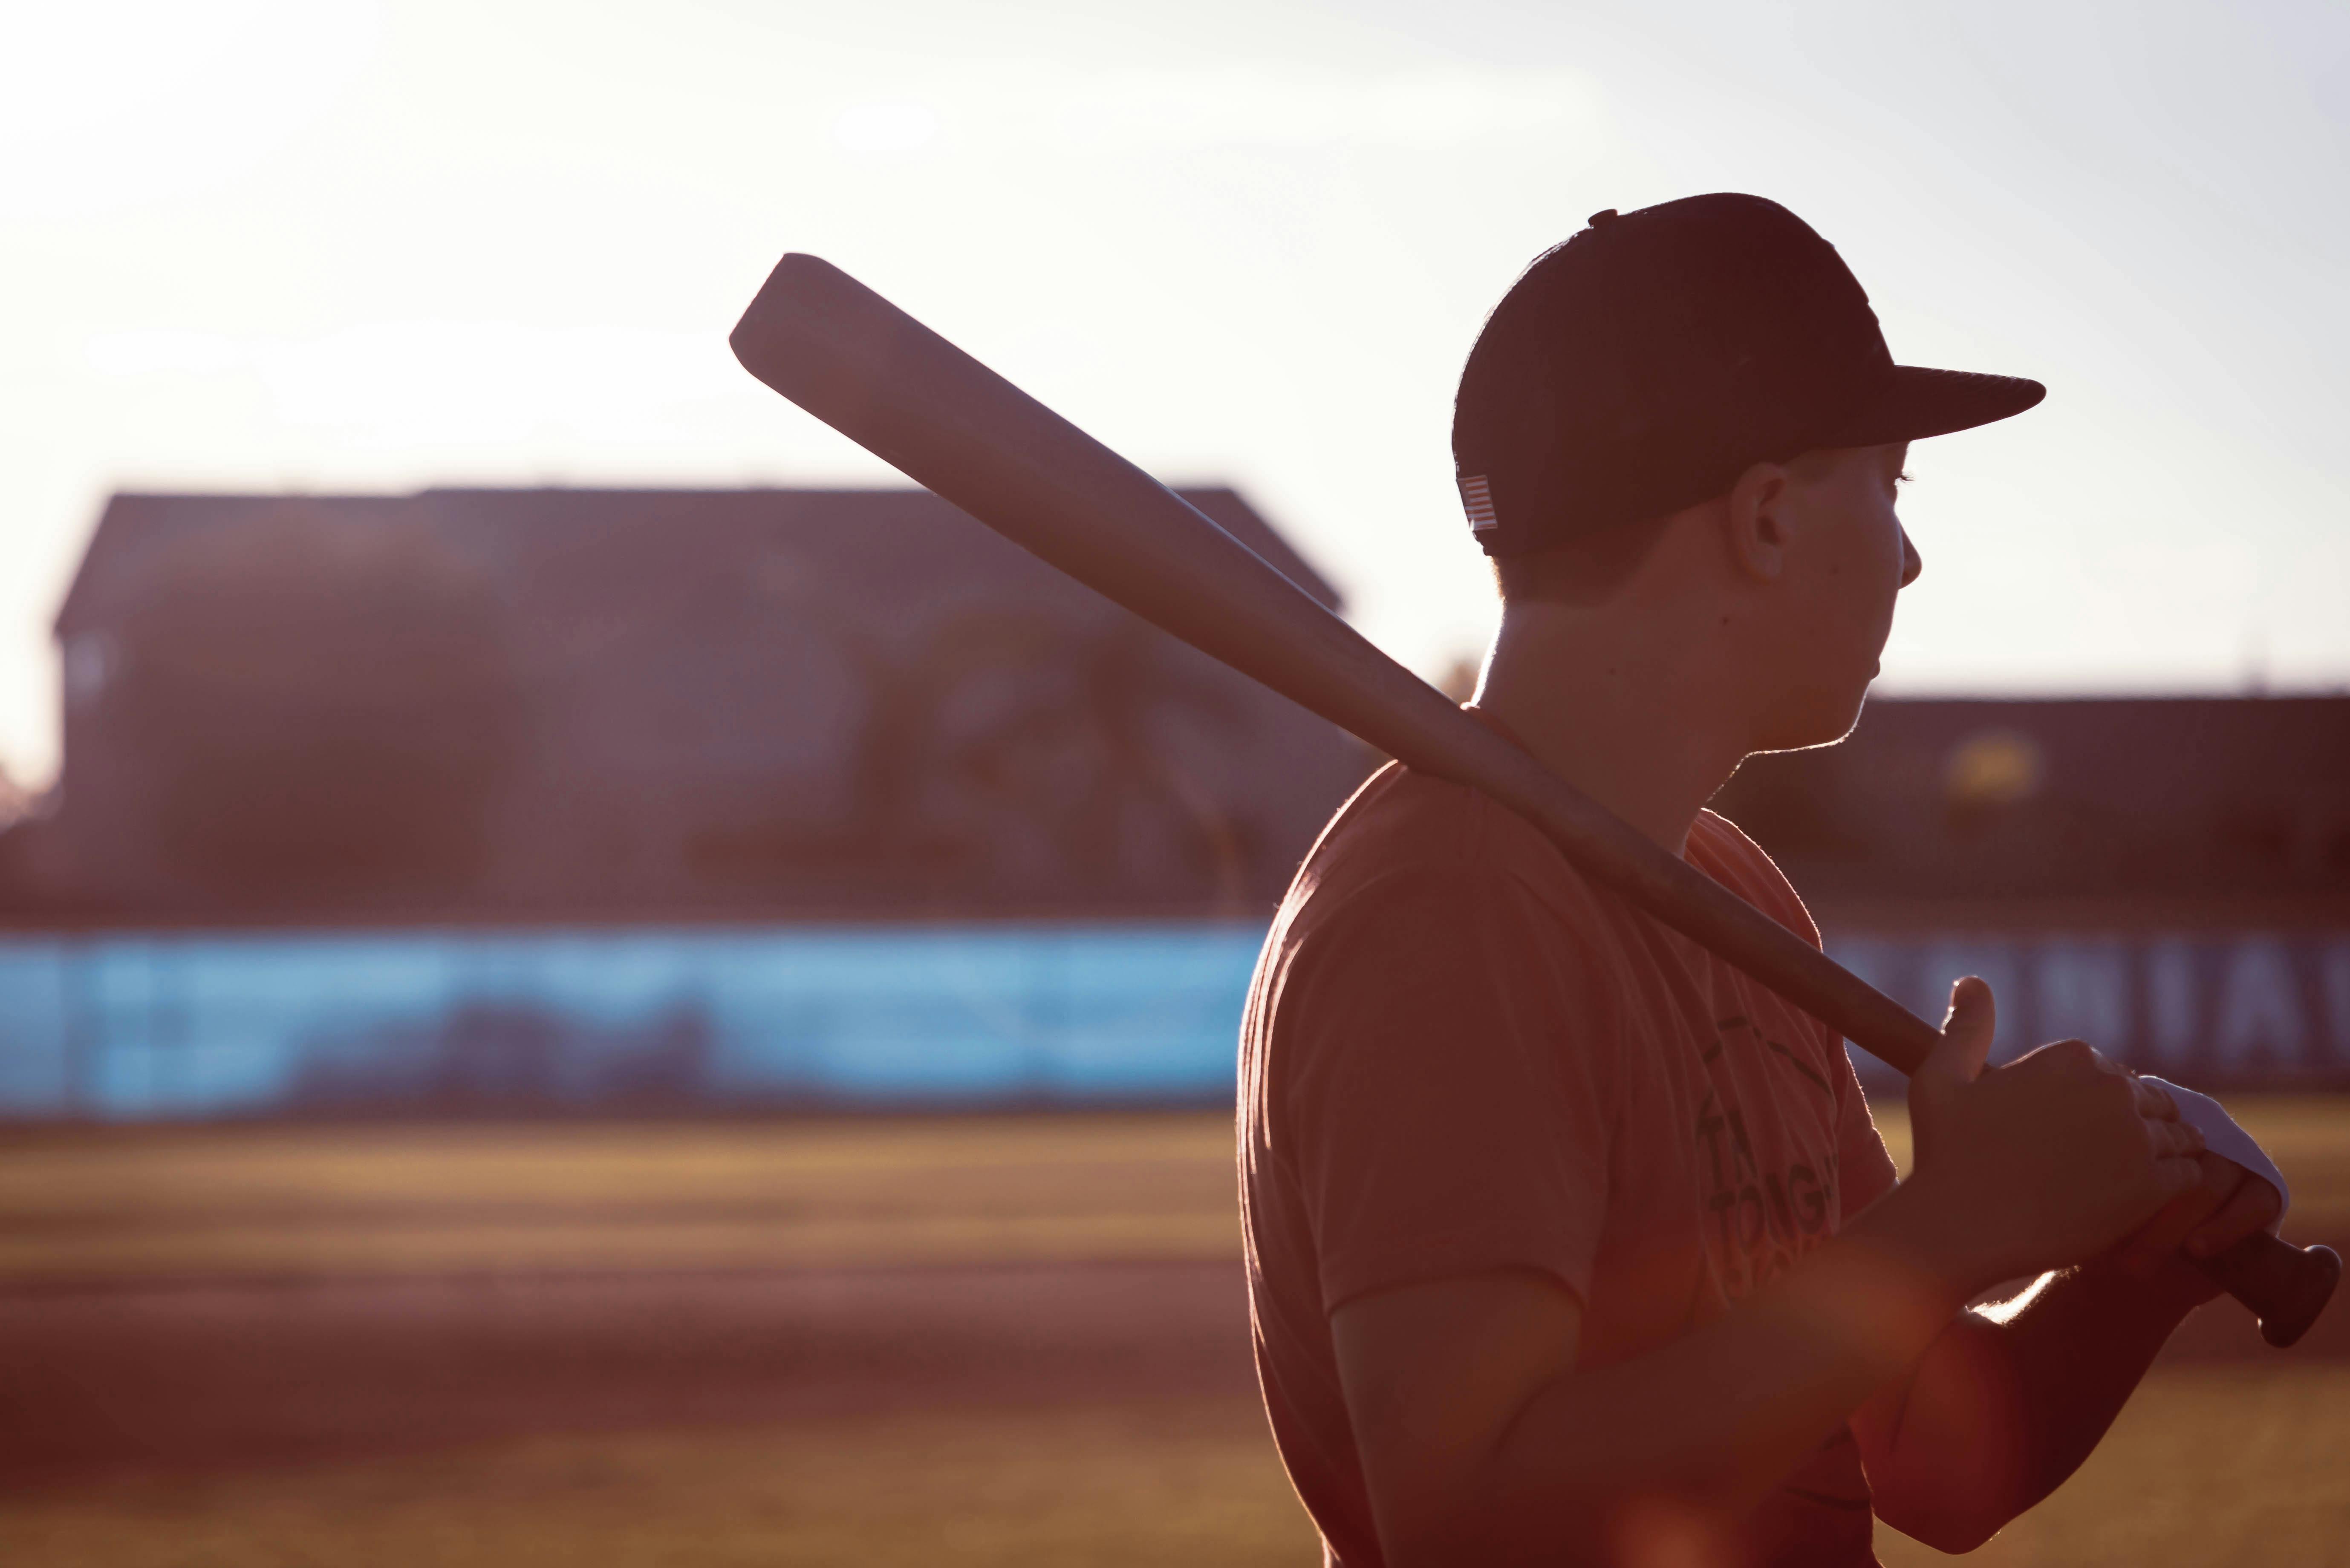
left=1239, top=749, right=1902, bottom=1567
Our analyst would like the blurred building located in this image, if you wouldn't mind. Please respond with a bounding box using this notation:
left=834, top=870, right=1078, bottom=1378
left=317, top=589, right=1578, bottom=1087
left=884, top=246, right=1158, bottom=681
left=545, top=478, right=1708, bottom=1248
left=13, top=486, right=1369, bottom=924
left=1713, top=698, right=2350, bottom=1087
left=1713, top=698, right=2350, bottom=915
left=2, top=490, right=2343, bottom=1114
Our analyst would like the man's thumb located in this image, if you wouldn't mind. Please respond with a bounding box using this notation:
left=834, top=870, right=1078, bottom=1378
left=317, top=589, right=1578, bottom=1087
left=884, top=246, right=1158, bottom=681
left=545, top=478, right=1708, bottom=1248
left=1926, top=976, right=1996, bottom=1086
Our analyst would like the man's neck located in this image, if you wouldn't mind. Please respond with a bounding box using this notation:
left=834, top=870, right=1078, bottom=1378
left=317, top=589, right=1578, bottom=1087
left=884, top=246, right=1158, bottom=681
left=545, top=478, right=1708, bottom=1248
left=1473, top=601, right=1752, bottom=856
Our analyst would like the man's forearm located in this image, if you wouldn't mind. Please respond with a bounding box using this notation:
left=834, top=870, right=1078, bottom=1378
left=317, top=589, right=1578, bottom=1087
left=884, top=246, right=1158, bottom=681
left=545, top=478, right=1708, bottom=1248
left=1867, top=1257, right=2206, bottom=1548
left=1458, top=1182, right=1979, bottom=1554
left=1989, top=1257, right=2204, bottom=1503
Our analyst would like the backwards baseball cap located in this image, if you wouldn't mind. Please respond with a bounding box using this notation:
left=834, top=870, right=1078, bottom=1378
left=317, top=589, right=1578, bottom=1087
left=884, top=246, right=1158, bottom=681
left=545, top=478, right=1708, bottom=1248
left=1452, top=193, right=2044, bottom=557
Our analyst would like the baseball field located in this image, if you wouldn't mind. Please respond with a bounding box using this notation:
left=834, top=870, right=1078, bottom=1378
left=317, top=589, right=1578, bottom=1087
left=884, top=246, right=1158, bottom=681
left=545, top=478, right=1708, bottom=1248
left=0, top=1100, right=2344, bottom=1565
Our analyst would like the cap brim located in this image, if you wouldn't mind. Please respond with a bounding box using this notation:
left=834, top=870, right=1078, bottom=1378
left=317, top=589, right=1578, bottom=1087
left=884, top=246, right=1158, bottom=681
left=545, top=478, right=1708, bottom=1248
left=1819, top=365, right=2045, bottom=447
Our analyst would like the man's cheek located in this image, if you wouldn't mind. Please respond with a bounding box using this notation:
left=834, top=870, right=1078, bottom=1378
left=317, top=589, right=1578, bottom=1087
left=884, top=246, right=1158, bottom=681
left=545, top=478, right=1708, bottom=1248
left=1869, top=585, right=1901, bottom=660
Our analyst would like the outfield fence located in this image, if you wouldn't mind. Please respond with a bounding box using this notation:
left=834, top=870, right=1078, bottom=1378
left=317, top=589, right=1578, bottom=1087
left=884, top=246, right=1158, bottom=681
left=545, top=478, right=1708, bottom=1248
left=0, top=924, right=1267, bottom=1119
left=1831, top=928, right=2350, bottom=1091
left=0, top=923, right=2342, bottom=1118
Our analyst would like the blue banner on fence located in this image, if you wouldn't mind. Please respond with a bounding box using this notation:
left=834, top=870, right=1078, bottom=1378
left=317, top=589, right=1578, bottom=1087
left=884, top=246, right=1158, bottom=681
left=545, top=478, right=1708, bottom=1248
left=1827, top=929, right=2350, bottom=1091
left=0, top=923, right=2341, bottom=1119
left=0, top=925, right=1269, bottom=1119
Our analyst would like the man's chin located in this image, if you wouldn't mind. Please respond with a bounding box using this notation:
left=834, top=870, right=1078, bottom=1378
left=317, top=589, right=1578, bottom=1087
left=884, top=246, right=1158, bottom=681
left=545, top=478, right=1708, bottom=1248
left=1752, top=690, right=1872, bottom=755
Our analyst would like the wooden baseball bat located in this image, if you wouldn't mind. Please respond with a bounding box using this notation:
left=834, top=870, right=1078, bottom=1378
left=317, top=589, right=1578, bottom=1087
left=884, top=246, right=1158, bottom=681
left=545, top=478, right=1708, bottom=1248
left=730, top=251, right=2339, bottom=1349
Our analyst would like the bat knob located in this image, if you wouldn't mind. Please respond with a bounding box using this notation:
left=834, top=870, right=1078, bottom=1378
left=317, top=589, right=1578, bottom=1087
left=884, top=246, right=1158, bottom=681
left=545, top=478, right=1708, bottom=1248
left=2195, top=1232, right=2340, bottom=1349
left=2257, top=1243, right=2341, bottom=1350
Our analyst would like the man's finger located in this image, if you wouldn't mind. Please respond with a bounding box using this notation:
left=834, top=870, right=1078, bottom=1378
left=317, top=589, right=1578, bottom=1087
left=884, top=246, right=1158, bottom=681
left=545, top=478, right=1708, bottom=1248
left=2149, top=1117, right=2205, bottom=1159
left=2188, top=1169, right=2285, bottom=1258
left=2154, top=1154, right=2207, bottom=1199
left=1924, top=977, right=1996, bottom=1088
left=2130, top=1074, right=2180, bottom=1121
left=2107, top=1152, right=2231, bottom=1277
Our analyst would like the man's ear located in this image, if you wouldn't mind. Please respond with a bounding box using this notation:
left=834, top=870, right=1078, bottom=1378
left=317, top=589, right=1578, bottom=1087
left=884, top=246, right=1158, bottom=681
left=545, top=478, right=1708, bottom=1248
left=1722, top=460, right=1793, bottom=584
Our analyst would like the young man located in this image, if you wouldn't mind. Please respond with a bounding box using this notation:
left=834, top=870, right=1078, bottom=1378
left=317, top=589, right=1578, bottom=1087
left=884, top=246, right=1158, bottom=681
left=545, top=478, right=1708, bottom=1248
left=1237, top=194, right=2282, bottom=1567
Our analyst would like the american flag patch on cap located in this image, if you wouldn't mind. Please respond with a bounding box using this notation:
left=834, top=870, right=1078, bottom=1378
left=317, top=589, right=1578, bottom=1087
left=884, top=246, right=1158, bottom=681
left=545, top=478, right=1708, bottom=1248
left=1458, top=473, right=1498, bottom=532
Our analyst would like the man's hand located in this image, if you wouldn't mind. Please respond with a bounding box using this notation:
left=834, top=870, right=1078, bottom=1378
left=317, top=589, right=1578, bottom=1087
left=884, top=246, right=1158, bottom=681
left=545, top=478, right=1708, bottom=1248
left=1852, top=980, right=2271, bottom=1550
left=1899, top=977, right=2207, bottom=1297
left=2103, top=1151, right=2286, bottom=1299
left=1855, top=1145, right=2280, bottom=1553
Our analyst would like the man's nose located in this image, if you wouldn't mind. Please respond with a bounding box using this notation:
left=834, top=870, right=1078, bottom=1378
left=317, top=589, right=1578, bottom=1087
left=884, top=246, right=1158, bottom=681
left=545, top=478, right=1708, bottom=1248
left=1900, top=529, right=1923, bottom=588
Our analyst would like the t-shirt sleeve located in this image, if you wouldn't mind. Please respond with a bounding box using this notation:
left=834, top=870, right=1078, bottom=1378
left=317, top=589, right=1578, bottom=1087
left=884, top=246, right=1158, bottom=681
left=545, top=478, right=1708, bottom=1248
left=1272, top=863, right=1616, bottom=1314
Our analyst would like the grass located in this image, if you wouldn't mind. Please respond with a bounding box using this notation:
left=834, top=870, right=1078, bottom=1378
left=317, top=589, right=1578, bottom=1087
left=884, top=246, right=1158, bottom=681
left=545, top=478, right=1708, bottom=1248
left=0, top=1114, right=1243, bottom=1277
left=4, top=1100, right=2331, bottom=1279
left=1876, top=1365, right=2350, bottom=1566
left=3, top=1101, right=2347, bottom=1565
left=9, top=1096, right=2345, bottom=1279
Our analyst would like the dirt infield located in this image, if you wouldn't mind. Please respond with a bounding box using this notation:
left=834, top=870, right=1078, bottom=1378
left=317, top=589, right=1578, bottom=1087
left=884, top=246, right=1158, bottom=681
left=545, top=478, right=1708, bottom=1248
left=3, top=1248, right=2342, bottom=1490
left=0, top=1260, right=1258, bottom=1484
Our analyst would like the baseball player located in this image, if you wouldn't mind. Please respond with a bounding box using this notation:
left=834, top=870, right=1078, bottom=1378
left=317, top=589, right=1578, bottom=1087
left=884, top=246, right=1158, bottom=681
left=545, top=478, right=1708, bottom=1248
left=1237, top=194, right=2284, bottom=1567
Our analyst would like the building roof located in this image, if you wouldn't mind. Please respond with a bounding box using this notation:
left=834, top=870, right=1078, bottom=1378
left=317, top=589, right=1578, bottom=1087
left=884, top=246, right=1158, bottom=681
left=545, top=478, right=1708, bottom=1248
left=37, top=485, right=1368, bottom=925
left=56, top=485, right=1340, bottom=640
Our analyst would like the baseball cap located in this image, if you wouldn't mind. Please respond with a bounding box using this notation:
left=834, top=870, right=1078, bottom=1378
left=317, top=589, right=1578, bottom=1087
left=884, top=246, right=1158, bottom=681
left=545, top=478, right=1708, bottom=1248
left=1451, top=193, right=2044, bottom=557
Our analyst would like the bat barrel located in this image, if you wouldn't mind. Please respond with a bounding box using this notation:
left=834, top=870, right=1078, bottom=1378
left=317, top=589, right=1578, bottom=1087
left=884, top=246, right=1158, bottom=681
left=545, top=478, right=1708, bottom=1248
left=729, top=253, right=1945, bottom=1077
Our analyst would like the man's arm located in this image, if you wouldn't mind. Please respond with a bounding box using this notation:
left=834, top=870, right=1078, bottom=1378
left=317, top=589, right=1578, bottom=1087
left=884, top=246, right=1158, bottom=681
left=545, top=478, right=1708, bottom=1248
left=1855, top=1150, right=2283, bottom=1552
left=1329, top=983, right=2206, bottom=1568
left=1332, top=1186, right=1981, bottom=1565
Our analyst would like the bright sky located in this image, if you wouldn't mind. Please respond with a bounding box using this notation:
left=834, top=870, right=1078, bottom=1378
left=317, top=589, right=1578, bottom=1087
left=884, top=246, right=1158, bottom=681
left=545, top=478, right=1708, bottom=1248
left=2, top=0, right=2344, bottom=789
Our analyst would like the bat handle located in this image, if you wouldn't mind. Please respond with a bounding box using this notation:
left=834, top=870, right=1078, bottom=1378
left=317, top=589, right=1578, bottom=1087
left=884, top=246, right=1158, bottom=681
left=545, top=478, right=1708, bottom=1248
left=2193, top=1233, right=2341, bottom=1348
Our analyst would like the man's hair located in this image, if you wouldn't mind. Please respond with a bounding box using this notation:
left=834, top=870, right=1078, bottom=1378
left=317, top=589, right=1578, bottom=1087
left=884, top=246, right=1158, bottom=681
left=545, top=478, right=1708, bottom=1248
left=1489, top=510, right=1673, bottom=605
left=1491, top=447, right=1861, bottom=605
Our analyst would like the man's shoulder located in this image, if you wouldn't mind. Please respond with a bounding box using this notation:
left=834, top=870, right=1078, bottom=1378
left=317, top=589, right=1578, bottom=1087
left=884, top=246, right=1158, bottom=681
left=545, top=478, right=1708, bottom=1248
left=1687, top=808, right=1822, bottom=949
left=1276, top=761, right=1605, bottom=938
left=1279, top=783, right=1820, bottom=951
